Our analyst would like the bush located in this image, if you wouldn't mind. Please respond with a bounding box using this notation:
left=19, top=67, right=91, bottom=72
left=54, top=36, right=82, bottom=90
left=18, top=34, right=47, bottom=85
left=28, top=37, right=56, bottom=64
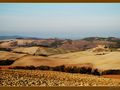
left=63, top=66, right=79, bottom=73
left=10, top=66, right=26, bottom=69
left=52, top=65, right=65, bottom=72
left=79, top=67, right=88, bottom=74
left=92, top=69, right=101, bottom=76
left=64, top=67, right=73, bottom=73
left=25, top=66, right=36, bottom=70
left=71, top=66, right=81, bottom=73
left=64, top=66, right=93, bottom=74
left=86, top=67, right=92, bottom=74
left=11, top=66, right=36, bottom=70
left=36, top=66, right=50, bottom=70
left=9, top=65, right=102, bottom=76
left=102, top=70, right=120, bottom=75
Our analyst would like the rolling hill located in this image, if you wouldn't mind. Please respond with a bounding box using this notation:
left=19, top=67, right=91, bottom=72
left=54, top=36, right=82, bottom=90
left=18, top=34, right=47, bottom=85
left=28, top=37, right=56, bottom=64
left=0, top=50, right=120, bottom=71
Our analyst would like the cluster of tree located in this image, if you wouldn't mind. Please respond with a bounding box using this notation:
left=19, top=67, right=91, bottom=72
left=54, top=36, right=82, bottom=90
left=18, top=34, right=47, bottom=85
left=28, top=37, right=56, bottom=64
left=9, top=66, right=50, bottom=70
left=10, top=65, right=120, bottom=75
left=102, top=69, right=120, bottom=75
left=9, top=65, right=101, bottom=76
left=52, top=66, right=101, bottom=76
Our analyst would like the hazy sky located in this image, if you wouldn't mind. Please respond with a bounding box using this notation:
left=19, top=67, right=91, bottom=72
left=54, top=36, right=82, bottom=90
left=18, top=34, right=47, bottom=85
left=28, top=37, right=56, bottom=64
left=0, top=3, right=120, bottom=39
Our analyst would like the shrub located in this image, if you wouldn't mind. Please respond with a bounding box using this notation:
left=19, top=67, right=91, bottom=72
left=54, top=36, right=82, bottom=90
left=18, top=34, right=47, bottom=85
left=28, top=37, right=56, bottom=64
left=79, top=67, right=88, bottom=74
left=86, top=67, right=92, bottom=74
left=102, top=70, right=120, bottom=75
left=25, top=66, right=36, bottom=70
left=9, top=65, right=102, bottom=76
left=52, top=65, right=65, bottom=72
left=11, top=66, right=26, bottom=69
left=64, top=66, right=92, bottom=74
left=64, top=67, right=74, bottom=73
left=36, top=66, right=50, bottom=70
left=92, top=69, right=101, bottom=76
left=11, top=66, right=36, bottom=70
left=71, top=66, right=80, bottom=73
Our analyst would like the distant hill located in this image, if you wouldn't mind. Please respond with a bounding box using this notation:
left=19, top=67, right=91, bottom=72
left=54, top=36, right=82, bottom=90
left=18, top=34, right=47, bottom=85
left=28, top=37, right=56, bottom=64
left=0, top=36, right=120, bottom=51
left=0, top=36, right=42, bottom=40
left=0, top=36, right=22, bottom=40
left=82, top=37, right=120, bottom=42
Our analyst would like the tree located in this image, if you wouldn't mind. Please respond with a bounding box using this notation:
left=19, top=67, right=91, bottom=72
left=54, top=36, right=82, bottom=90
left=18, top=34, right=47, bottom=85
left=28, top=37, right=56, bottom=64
left=92, top=69, right=101, bottom=76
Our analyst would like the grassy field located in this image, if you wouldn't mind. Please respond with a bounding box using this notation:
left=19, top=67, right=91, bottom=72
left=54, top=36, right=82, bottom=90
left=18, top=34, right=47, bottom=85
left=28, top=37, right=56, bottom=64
left=50, top=51, right=120, bottom=70
left=0, top=69, right=120, bottom=86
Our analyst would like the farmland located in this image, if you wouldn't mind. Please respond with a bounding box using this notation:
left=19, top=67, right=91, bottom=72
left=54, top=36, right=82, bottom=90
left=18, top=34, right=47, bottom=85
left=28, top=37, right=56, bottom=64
left=0, top=37, right=120, bottom=86
left=0, top=70, right=120, bottom=86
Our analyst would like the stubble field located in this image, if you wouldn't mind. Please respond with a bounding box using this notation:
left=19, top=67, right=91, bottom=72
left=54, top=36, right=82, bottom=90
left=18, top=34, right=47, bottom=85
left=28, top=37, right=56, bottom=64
left=0, top=69, right=120, bottom=87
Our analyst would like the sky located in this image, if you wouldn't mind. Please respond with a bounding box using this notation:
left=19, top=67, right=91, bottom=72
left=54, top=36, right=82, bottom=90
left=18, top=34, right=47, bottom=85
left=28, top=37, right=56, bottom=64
left=0, top=3, right=120, bottom=39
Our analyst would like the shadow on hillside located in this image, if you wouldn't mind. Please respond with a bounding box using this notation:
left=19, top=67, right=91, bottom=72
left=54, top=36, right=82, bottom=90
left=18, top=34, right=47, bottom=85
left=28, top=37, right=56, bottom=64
left=0, top=60, right=15, bottom=66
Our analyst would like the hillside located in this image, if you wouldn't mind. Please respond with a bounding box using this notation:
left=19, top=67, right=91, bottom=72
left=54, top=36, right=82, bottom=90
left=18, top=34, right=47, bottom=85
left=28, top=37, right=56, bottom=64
left=50, top=51, right=120, bottom=70
left=0, top=37, right=120, bottom=51
left=0, top=37, right=120, bottom=86
left=12, top=46, right=71, bottom=56
left=0, top=51, right=26, bottom=60
left=0, top=37, right=120, bottom=75
left=0, top=50, right=120, bottom=70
